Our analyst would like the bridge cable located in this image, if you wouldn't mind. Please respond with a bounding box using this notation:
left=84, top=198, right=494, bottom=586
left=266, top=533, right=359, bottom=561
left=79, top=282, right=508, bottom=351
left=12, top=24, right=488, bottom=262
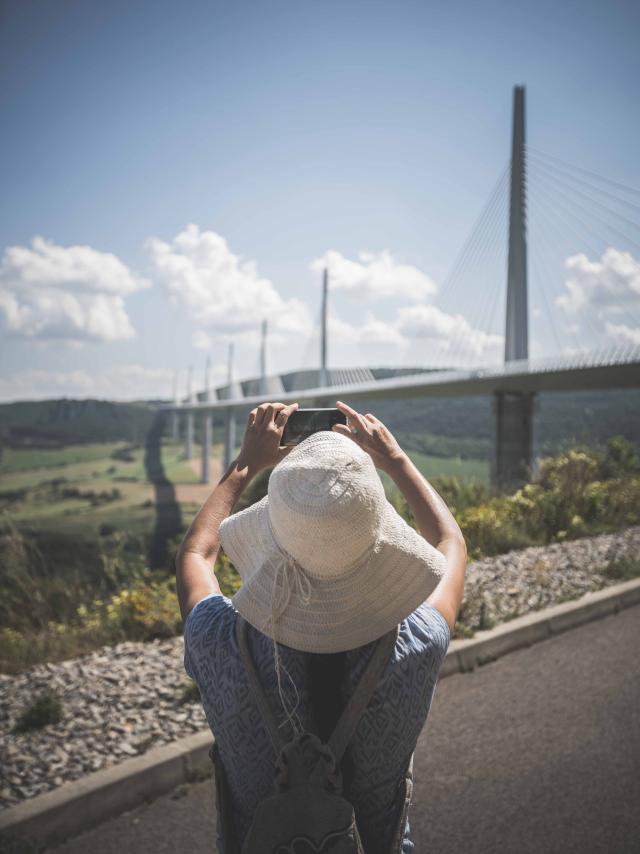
left=526, top=205, right=587, bottom=352
left=527, top=146, right=640, bottom=201
left=433, top=165, right=510, bottom=367
left=433, top=163, right=510, bottom=317
left=448, top=182, right=509, bottom=368
left=529, top=171, right=640, bottom=259
left=527, top=184, right=613, bottom=344
left=528, top=237, right=565, bottom=355
left=470, top=183, right=510, bottom=360
left=449, top=171, right=510, bottom=367
left=528, top=181, right=640, bottom=334
left=528, top=160, right=640, bottom=328
left=526, top=149, right=640, bottom=217
left=398, top=163, right=508, bottom=370
left=529, top=160, right=640, bottom=248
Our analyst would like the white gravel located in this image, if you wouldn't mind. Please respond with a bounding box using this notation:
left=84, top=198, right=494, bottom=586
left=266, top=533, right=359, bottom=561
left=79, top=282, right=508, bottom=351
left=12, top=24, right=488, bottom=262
left=1, top=525, right=639, bottom=811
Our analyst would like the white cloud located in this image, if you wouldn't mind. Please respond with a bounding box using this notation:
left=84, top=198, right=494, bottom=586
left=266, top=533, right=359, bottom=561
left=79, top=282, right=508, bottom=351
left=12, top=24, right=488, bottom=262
left=148, top=224, right=312, bottom=336
left=605, top=322, right=640, bottom=347
left=0, top=364, right=178, bottom=402
left=329, top=314, right=407, bottom=349
left=328, top=303, right=503, bottom=362
left=192, top=329, right=213, bottom=351
left=0, top=237, right=149, bottom=341
left=557, top=248, right=640, bottom=316
left=311, top=249, right=437, bottom=301
left=396, top=304, right=504, bottom=358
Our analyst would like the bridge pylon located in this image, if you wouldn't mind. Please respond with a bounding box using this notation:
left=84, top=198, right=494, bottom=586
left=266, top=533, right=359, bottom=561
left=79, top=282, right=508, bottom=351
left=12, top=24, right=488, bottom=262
left=171, top=370, right=179, bottom=440
left=185, top=365, right=194, bottom=461
left=201, top=357, right=212, bottom=483
left=223, top=343, right=240, bottom=471
left=493, top=85, right=535, bottom=490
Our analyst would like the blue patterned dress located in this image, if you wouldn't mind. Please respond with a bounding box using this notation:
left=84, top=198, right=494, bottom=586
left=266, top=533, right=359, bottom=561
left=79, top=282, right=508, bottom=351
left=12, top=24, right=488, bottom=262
left=183, top=594, right=450, bottom=853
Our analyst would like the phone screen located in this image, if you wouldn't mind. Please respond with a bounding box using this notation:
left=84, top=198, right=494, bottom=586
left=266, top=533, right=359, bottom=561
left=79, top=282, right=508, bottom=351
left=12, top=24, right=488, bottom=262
left=281, top=408, right=347, bottom=446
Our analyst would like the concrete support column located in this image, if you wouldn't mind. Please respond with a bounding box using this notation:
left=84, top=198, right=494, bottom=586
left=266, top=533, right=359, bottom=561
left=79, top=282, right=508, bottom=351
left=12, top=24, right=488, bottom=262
left=492, top=391, right=535, bottom=491
left=492, top=86, right=533, bottom=492
left=186, top=412, right=194, bottom=460
left=185, top=365, right=194, bottom=460
left=201, top=412, right=211, bottom=483
left=201, top=356, right=212, bottom=483
left=224, top=409, right=236, bottom=471
left=171, top=371, right=179, bottom=440
left=505, top=85, right=528, bottom=363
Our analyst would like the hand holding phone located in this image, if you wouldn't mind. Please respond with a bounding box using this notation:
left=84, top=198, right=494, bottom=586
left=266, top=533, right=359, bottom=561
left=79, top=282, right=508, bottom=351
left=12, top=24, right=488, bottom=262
left=281, top=408, right=347, bottom=446
left=331, top=401, right=407, bottom=474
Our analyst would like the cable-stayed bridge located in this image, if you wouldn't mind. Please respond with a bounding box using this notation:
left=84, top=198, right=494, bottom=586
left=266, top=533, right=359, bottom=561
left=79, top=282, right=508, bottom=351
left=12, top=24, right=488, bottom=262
left=165, top=86, right=640, bottom=489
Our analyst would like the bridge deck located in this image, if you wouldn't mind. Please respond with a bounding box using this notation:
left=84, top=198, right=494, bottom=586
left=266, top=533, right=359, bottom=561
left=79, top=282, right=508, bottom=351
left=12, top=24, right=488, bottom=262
left=165, top=352, right=640, bottom=412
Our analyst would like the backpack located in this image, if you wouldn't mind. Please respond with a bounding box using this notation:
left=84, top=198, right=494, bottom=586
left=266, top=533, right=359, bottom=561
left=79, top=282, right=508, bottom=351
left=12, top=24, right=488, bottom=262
left=209, top=615, right=413, bottom=854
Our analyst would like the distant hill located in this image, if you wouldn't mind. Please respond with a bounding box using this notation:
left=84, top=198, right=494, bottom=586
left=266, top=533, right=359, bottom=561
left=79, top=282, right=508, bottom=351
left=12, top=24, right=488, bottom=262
left=1, top=382, right=639, bottom=459
left=0, top=399, right=157, bottom=449
left=367, top=389, right=640, bottom=459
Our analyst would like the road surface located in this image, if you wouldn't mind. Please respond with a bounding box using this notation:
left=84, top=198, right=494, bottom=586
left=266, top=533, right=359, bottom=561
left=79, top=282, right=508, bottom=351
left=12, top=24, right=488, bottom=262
left=50, top=604, right=640, bottom=854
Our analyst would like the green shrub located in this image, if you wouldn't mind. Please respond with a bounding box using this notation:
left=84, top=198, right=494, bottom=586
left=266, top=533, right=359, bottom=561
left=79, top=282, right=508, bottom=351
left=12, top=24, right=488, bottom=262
left=452, top=622, right=475, bottom=640
left=602, top=436, right=640, bottom=478
left=449, top=445, right=640, bottom=559
left=602, top=556, right=640, bottom=582
left=12, top=690, right=63, bottom=733
left=179, top=681, right=201, bottom=704
left=0, top=574, right=182, bottom=672
left=215, top=551, right=242, bottom=597
left=429, top=475, right=490, bottom=515
left=77, top=575, right=182, bottom=642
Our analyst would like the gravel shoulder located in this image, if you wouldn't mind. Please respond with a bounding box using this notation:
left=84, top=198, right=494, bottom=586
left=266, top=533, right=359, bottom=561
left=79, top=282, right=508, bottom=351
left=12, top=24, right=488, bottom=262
left=2, top=525, right=639, bottom=811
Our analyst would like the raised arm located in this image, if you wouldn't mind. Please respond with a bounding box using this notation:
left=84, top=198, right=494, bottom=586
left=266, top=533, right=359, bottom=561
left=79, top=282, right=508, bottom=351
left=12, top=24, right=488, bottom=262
left=333, top=401, right=467, bottom=633
left=175, top=401, right=298, bottom=622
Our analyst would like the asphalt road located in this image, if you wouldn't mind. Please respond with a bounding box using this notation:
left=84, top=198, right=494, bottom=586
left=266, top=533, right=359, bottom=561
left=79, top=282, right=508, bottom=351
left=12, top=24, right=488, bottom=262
left=49, top=605, right=640, bottom=854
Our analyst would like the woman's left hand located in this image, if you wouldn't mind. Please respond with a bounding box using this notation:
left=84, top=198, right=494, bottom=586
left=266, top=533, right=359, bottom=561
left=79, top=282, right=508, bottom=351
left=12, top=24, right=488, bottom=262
left=235, top=401, right=299, bottom=476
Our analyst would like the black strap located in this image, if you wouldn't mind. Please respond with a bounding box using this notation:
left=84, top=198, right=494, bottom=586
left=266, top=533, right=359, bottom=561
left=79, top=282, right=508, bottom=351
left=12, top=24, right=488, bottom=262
left=236, top=615, right=398, bottom=765
left=236, top=616, right=288, bottom=755
left=327, top=625, right=398, bottom=766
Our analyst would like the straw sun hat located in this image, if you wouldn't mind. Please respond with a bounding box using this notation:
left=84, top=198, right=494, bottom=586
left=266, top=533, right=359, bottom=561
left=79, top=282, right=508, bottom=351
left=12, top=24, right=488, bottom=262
left=219, top=430, right=447, bottom=654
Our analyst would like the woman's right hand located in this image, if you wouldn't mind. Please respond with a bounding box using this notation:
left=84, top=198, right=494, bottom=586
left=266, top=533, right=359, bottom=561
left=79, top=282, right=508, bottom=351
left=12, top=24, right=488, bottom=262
left=332, top=400, right=407, bottom=474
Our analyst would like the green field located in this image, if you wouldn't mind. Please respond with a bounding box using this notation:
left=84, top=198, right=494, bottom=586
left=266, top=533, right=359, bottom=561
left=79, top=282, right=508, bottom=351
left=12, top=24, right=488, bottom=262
left=1, top=443, right=125, bottom=473
left=405, top=450, right=489, bottom=482
left=0, top=440, right=488, bottom=526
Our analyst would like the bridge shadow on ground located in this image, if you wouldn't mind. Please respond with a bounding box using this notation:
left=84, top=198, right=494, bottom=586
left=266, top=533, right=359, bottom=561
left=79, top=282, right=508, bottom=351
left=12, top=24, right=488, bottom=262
left=144, top=412, right=183, bottom=569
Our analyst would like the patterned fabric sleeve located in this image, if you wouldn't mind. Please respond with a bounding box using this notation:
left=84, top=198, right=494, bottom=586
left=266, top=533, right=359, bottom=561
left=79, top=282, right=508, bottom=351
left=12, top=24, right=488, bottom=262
left=183, top=593, right=232, bottom=681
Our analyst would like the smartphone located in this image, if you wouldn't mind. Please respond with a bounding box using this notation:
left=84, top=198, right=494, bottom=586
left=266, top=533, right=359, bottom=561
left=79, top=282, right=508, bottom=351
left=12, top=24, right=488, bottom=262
left=281, top=408, right=347, bottom=446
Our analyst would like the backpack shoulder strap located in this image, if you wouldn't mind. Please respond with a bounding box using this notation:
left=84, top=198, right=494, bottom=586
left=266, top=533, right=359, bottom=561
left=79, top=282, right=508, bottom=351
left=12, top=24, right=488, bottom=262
left=328, top=624, right=399, bottom=766
left=236, top=615, right=288, bottom=755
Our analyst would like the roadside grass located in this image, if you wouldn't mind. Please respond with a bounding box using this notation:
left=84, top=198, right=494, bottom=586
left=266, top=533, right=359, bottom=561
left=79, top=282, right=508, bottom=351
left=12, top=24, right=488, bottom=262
left=602, top=556, right=640, bottom=582
left=11, top=689, right=64, bottom=734
left=179, top=681, right=201, bottom=704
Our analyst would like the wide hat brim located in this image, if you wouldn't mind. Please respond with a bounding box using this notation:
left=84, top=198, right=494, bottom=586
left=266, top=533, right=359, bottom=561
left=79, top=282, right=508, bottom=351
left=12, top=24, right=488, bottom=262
left=220, top=493, right=447, bottom=653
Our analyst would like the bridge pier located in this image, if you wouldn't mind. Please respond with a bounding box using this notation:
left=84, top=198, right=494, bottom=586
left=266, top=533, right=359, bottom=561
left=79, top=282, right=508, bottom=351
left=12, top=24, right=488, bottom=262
left=224, top=409, right=236, bottom=471
left=201, top=412, right=211, bottom=483
left=493, top=86, right=532, bottom=492
left=185, top=412, right=194, bottom=460
left=492, top=391, right=535, bottom=491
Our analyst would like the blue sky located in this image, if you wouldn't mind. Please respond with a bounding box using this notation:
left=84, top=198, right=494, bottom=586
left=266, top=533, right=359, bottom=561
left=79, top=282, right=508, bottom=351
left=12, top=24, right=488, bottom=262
left=1, top=0, right=639, bottom=400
